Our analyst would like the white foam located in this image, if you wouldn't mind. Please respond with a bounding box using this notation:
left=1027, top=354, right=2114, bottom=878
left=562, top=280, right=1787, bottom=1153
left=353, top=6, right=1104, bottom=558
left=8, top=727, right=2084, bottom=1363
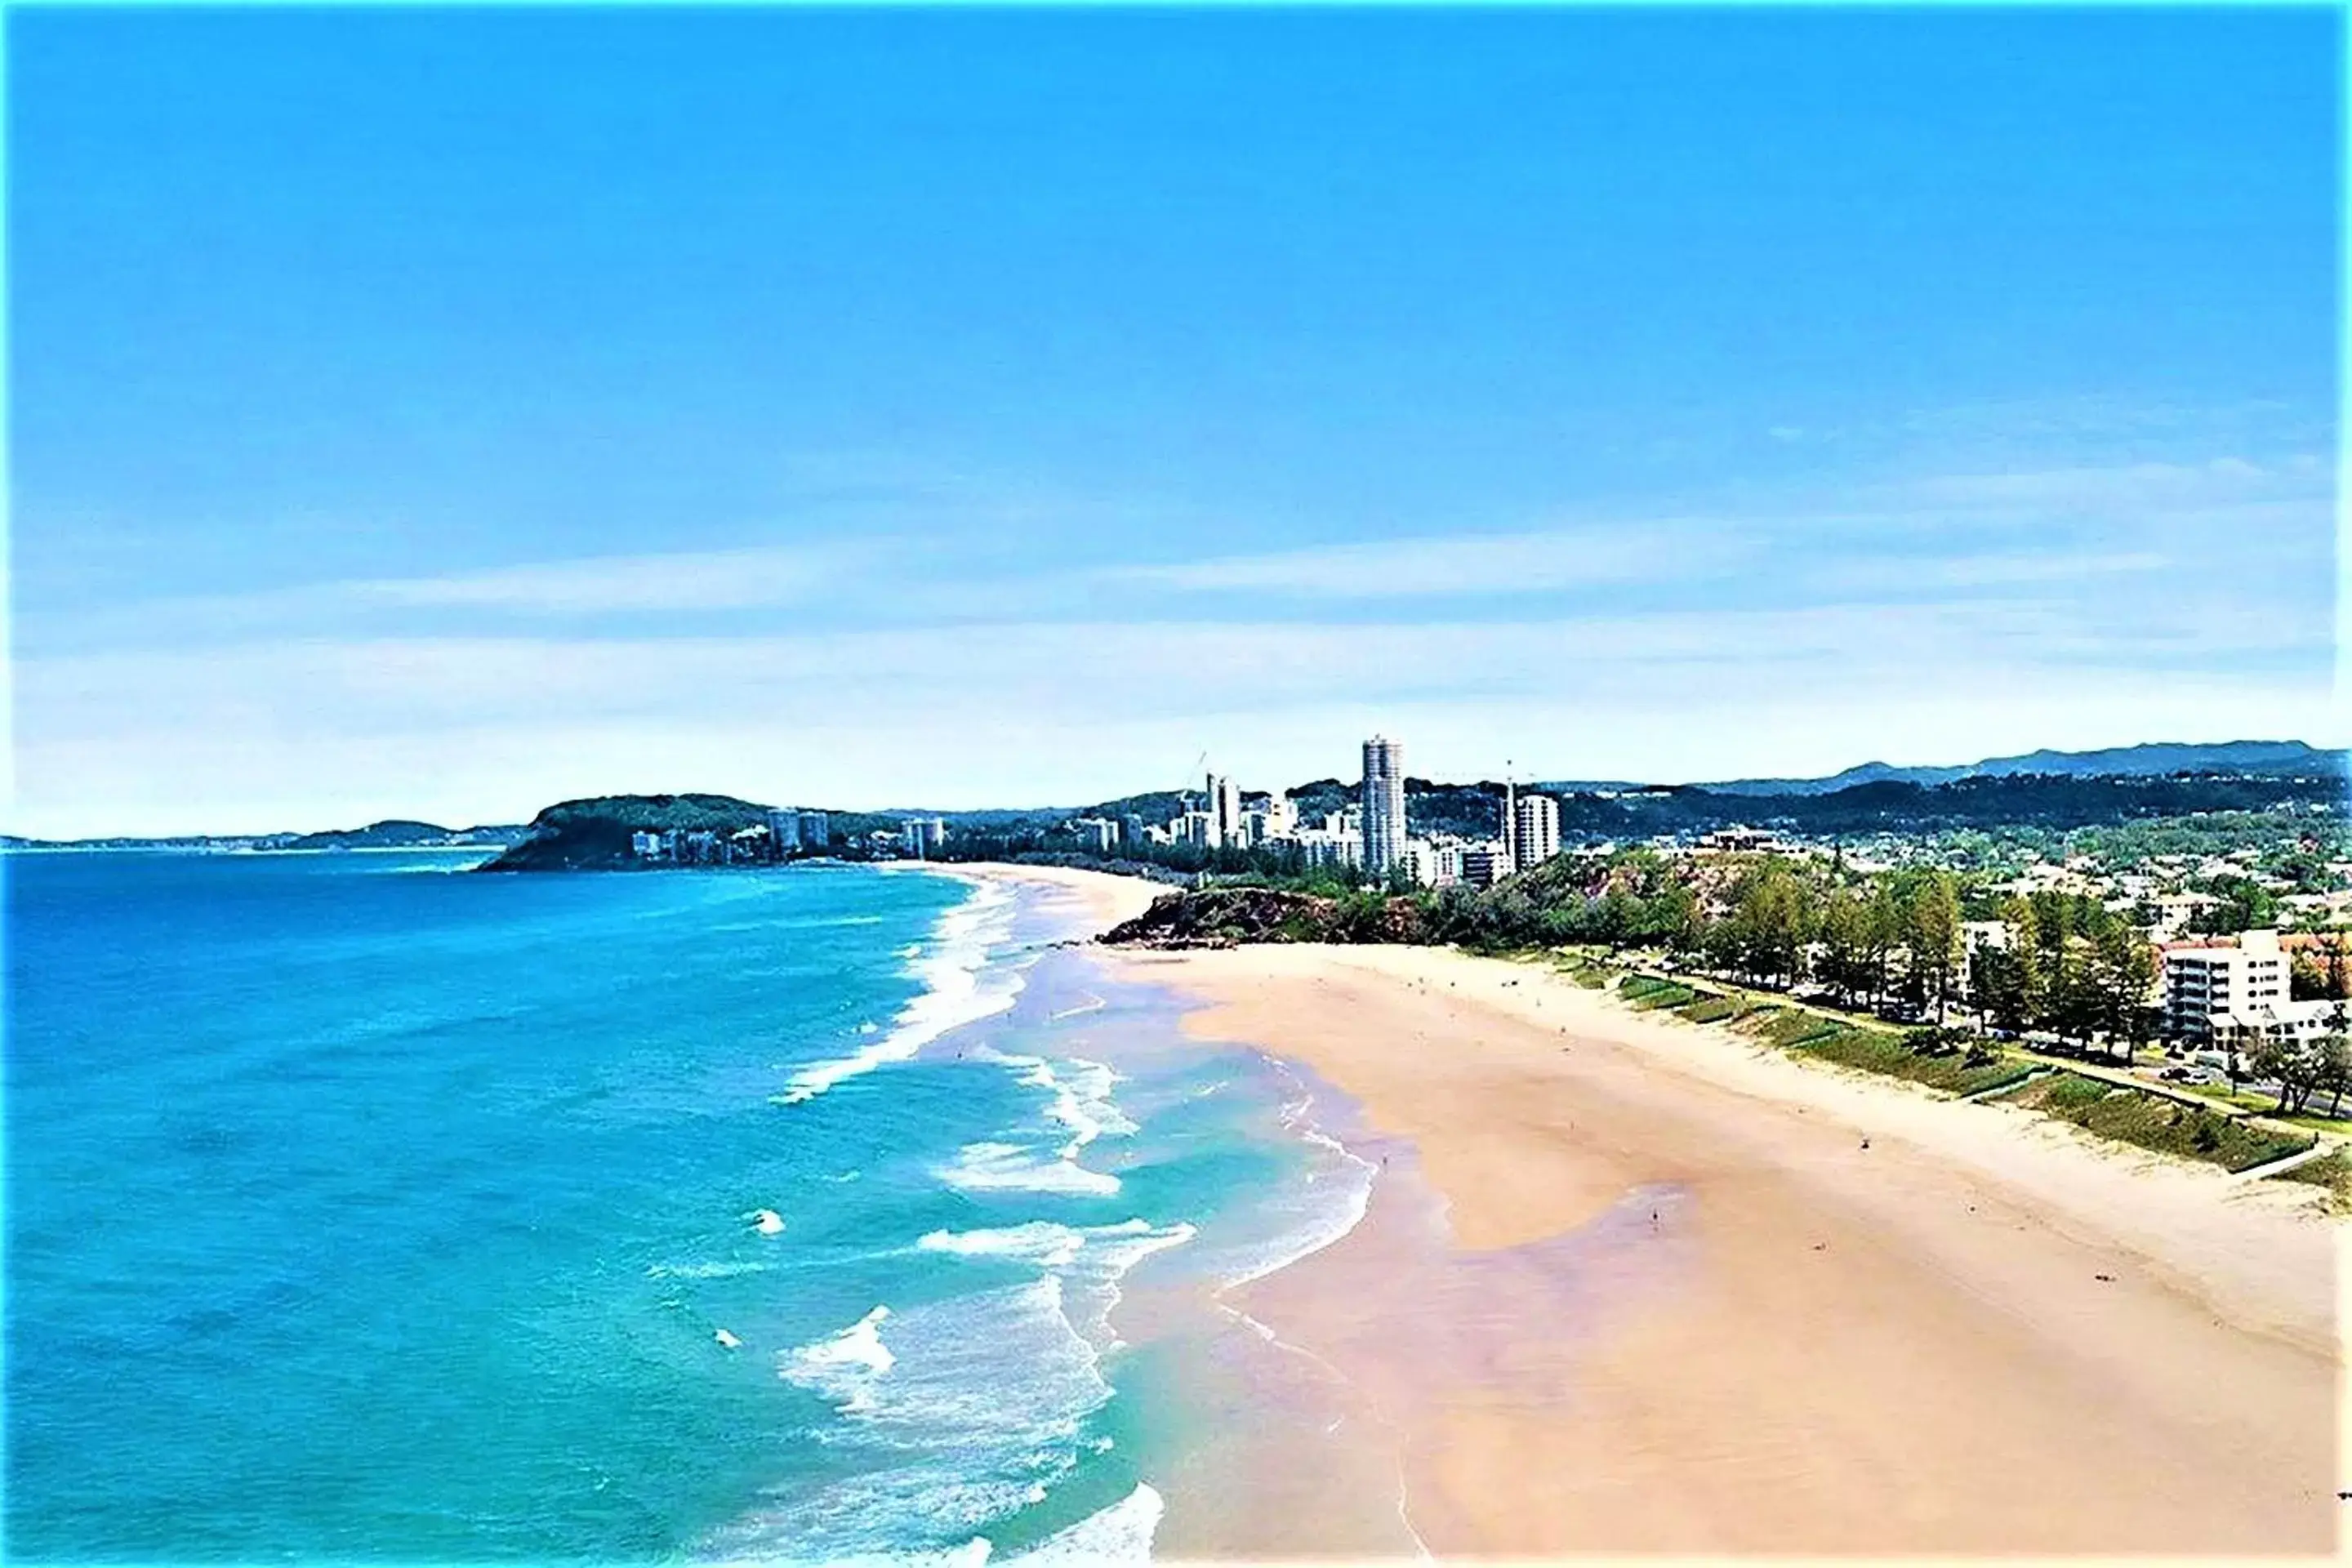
left=991, top=1482, right=1165, bottom=1565
left=781, top=1306, right=895, bottom=1414
left=977, top=1050, right=1137, bottom=1160
left=711, top=1277, right=1120, bottom=1560
left=938, top=1142, right=1121, bottom=1198
left=917, top=1218, right=1196, bottom=1352
left=646, top=1260, right=772, bottom=1281
left=750, top=1209, right=786, bottom=1236
left=918, top=1222, right=1091, bottom=1268
left=777, top=878, right=1023, bottom=1106
left=714, top=1328, right=743, bottom=1350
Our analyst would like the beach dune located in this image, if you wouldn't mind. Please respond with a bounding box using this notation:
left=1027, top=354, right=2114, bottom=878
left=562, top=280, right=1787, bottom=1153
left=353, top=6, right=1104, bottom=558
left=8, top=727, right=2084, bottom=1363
left=1118, top=940, right=2341, bottom=1557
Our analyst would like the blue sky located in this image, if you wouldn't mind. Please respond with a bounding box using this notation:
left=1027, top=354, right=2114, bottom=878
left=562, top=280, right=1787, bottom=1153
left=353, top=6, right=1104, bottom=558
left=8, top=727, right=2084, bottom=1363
left=8, top=7, right=2340, bottom=835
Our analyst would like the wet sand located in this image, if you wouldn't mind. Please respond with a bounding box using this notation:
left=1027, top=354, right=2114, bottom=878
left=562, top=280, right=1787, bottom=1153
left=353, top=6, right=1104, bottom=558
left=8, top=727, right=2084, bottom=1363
left=1116, top=941, right=2342, bottom=1557
left=952, top=862, right=1165, bottom=935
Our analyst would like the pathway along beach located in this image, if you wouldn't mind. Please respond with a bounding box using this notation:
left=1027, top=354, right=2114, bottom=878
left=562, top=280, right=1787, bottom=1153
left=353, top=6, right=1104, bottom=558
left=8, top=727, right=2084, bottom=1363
left=1099, top=933, right=2341, bottom=1557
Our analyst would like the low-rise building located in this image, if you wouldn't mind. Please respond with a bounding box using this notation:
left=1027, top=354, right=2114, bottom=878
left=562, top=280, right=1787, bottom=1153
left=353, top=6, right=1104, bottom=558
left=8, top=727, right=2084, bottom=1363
left=1459, top=844, right=1512, bottom=889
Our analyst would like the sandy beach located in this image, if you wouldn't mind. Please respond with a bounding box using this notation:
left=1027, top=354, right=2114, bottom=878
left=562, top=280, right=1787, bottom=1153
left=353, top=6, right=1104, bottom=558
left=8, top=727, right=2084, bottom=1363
left=951, top=861, right=1168, bottom=934
left=1114, top=940, right=2343, bottom=1557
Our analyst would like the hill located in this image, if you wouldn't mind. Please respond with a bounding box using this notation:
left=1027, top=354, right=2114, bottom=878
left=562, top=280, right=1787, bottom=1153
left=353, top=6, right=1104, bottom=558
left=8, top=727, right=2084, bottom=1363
left=1686, top=740, right=2344, bottom=798
left=285, top=819, right=526, bottom=850
left=477, top=794, right=780, bottom=872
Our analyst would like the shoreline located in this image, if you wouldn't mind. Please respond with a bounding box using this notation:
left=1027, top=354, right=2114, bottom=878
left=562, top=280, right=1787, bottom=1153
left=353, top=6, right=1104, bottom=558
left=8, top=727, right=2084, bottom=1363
left=942, top=860, right=1167, bottom=939
left=1111, top=939, right=2342, bottom=1556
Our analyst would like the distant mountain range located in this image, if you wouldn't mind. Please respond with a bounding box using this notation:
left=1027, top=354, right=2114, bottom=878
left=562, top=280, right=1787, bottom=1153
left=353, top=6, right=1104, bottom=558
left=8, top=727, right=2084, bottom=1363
left=1673, top=739, right=2345, bottom=798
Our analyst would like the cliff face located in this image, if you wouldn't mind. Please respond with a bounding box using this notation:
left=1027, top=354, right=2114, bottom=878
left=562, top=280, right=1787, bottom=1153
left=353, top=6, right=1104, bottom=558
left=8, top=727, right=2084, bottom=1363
left=1102, top=887, right=1431, bottom=948
left=475, top=794, right=774, bottom=872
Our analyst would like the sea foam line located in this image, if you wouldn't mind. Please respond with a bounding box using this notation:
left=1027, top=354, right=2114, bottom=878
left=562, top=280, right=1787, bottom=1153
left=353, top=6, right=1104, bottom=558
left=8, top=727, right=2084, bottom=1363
left=776, top=876, right=1021, bottom=1106
left=1212, top=1067, right=1380, bottom=1290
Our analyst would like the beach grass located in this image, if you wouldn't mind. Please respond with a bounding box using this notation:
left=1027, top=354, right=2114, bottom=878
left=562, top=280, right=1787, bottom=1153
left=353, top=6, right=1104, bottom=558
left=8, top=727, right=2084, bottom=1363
left=2007, top=1072, right=2315, bottom=1174
left=1619, top=974, right=1697, bottom=1010
left=2268, top=1148, right=2352, bottom=1209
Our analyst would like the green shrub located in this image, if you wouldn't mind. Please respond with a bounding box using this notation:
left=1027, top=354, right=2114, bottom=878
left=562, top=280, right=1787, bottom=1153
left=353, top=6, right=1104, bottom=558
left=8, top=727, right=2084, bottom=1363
left=1680, top=996, right=1740, bottom=1024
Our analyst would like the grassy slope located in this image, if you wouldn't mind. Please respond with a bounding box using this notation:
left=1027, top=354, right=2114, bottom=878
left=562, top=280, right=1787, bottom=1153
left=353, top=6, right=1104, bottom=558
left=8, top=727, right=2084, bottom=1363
left=1551, top=956, right=2319, bottom=1179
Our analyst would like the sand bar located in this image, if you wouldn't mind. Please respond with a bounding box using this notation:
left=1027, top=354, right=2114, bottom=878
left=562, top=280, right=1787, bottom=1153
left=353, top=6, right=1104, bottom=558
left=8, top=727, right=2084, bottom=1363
left=1116, top=940, right=2342, bottom=1557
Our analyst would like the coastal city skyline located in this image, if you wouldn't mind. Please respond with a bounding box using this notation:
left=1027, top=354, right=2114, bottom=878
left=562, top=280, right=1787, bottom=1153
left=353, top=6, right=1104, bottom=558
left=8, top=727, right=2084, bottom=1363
left=11, top=8, right=2334, bottom=839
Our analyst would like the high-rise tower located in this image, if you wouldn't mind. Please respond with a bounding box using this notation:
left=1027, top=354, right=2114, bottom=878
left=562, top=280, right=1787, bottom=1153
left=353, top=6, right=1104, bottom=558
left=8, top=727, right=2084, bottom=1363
left=1361, top=735, right=1406, bottom=876
left=1513, top=793, right=1560, bottom=871
left=1206, top=773, right=1243, bottom=849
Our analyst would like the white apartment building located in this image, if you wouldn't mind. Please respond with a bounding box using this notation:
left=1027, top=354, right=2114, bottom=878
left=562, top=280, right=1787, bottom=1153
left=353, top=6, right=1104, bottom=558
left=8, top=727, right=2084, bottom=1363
left=1398, top=840, right=1439, bottom=888
left=1296, top=828, right=1364, bottom=871
left=1512, top=794, right=1561, bottom=871
left=1362, top=736, right=1407, bottom=876
left=1243, top=795, right=1299, bottom=845
left=1070, top=817, right=1120, bottom=853
left=2163, top=929, right=2292, bottom=1043
left=797, top=810, right=831, bottom=848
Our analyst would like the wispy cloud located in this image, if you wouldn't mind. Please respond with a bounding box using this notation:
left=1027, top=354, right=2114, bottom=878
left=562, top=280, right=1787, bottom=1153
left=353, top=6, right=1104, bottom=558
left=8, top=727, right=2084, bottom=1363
left=345, top=545, right=862, bottom=614
left=1099, top=520, right=1759, bottom=599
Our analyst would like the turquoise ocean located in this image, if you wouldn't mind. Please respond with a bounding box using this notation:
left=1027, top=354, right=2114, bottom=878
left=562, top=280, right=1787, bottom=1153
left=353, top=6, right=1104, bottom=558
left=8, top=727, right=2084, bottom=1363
left=5, top=853, right=1379, bottom=1563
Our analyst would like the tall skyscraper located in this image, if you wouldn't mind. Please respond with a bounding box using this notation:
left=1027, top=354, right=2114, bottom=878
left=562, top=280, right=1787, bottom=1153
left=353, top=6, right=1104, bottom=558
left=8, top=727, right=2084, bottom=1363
left=1206, top=773, right=1243, bottom=849
left=1362, top=735, right=1406, bottom=876
left=1513, top=793, right=1561, bottom=871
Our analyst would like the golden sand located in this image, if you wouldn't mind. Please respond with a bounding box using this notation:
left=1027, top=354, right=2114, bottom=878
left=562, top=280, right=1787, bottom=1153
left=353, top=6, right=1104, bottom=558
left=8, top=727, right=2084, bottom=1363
left=1117, top=941, right=2341, bottom=1557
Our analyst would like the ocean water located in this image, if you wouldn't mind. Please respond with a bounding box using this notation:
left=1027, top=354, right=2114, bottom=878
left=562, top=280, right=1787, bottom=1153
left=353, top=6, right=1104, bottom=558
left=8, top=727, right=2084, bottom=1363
left=5, top=853, right=1375, bottom=1562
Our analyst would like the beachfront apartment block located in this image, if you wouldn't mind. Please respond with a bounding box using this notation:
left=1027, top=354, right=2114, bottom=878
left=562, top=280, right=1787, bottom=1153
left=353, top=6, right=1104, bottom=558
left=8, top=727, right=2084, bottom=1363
left=766, top=809, right=803, bottom=852
left=1070, top=817, right=1120, bottom=853
left=1512, top=794, right=1561, bottom=871
left=2162, top=928, right=2294, bottom=1042
left=1362, top=736, right=1406, bottom=875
